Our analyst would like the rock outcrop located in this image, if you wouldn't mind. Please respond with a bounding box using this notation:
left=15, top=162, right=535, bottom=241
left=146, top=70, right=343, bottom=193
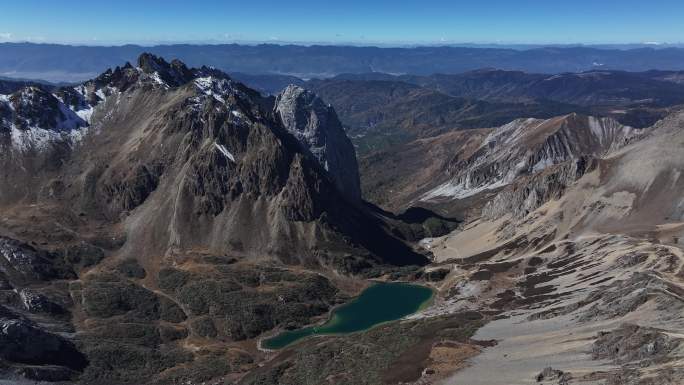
left=592, top=324, right=682, bottom=366
left=0, top=86, right=90, bottom=152
left=481, top=156, right=597, bottom=220
left=0, top=317, right=87, bottom=372
left=275, top=85, right=362, bottom=203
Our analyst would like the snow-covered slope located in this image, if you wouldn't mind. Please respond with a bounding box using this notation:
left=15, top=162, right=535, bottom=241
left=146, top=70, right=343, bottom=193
left=0, top=86, right=94, bottom=151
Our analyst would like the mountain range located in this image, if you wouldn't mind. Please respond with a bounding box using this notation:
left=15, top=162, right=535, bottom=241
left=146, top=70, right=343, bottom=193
left=0, top=52, right=683, bottom=385
left=3, top=43, right=684, bottom=82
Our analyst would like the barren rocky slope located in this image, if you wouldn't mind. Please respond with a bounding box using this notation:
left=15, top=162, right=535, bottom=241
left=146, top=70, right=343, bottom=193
left=413, top=110, right=684, bottom=384
left=360, top=113, right=639, bottom=213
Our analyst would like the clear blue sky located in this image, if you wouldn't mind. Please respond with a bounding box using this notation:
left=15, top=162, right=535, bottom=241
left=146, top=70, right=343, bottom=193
left=1, top=0, right=682, bottom=45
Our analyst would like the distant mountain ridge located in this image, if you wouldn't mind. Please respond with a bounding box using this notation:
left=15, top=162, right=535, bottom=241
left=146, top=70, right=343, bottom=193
left=364, top=69, right=684, bottom=107
left=4, top=42, right=684, bottom=82
left=304, top=77, right=584, bottom=153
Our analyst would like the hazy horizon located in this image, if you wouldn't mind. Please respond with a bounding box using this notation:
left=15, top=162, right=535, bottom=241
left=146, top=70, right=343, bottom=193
left=2, top=0, right=684, bottom=46
left=2, top=40, right=684, bottom=49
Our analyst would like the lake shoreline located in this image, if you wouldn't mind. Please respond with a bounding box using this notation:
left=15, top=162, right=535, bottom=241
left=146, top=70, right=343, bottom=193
left=260, top=281, right=435, bottom=350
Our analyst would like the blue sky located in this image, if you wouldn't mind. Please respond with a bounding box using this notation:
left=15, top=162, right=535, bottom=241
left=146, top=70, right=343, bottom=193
left=1, top=0, right=682, bottom=45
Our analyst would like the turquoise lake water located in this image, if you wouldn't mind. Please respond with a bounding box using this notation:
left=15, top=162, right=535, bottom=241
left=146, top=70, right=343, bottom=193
left=262, top=282, right=434, bottom=349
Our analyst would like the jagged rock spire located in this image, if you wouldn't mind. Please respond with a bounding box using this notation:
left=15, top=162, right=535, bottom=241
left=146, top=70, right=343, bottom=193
left=137, top=53, right=195, bottom=86
left=274, top=85, right=361, bottom=203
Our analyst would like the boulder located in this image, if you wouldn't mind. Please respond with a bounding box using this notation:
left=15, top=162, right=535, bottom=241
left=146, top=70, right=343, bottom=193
left=0, top=317, right=87, bottom=371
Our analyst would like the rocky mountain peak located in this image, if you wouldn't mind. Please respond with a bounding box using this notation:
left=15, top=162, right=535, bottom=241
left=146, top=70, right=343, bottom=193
left=1, top=56, right=421, bottom=268
left=137, top=53, right=195, bottom=87
left=0, top=55, right=246, bottom=154
left=136, top=53, right=169, bottom=74
left=275, top=85, right=361, bottom=202
left=89, top=53, right=225, bottom=93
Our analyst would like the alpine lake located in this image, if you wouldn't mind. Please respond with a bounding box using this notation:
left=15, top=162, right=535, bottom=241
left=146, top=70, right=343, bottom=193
left=262, top=282, right=434, bottom=350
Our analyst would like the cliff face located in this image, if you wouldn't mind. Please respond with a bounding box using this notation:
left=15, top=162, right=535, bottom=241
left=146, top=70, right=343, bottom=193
left=275, top=85, right=362, bottom=203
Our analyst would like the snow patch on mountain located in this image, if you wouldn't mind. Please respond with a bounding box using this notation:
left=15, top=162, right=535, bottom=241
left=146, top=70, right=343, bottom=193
left=424, top=178, right=509, bottom=200
left=9, top=123, right=89, bottom=151
left=74, top=105, right=95, bottom=123
left=194, top=76, right=243, bottom=104
left=214, top=142, right=236, bottom=162
left=149, top=72, right=167, bottom=87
